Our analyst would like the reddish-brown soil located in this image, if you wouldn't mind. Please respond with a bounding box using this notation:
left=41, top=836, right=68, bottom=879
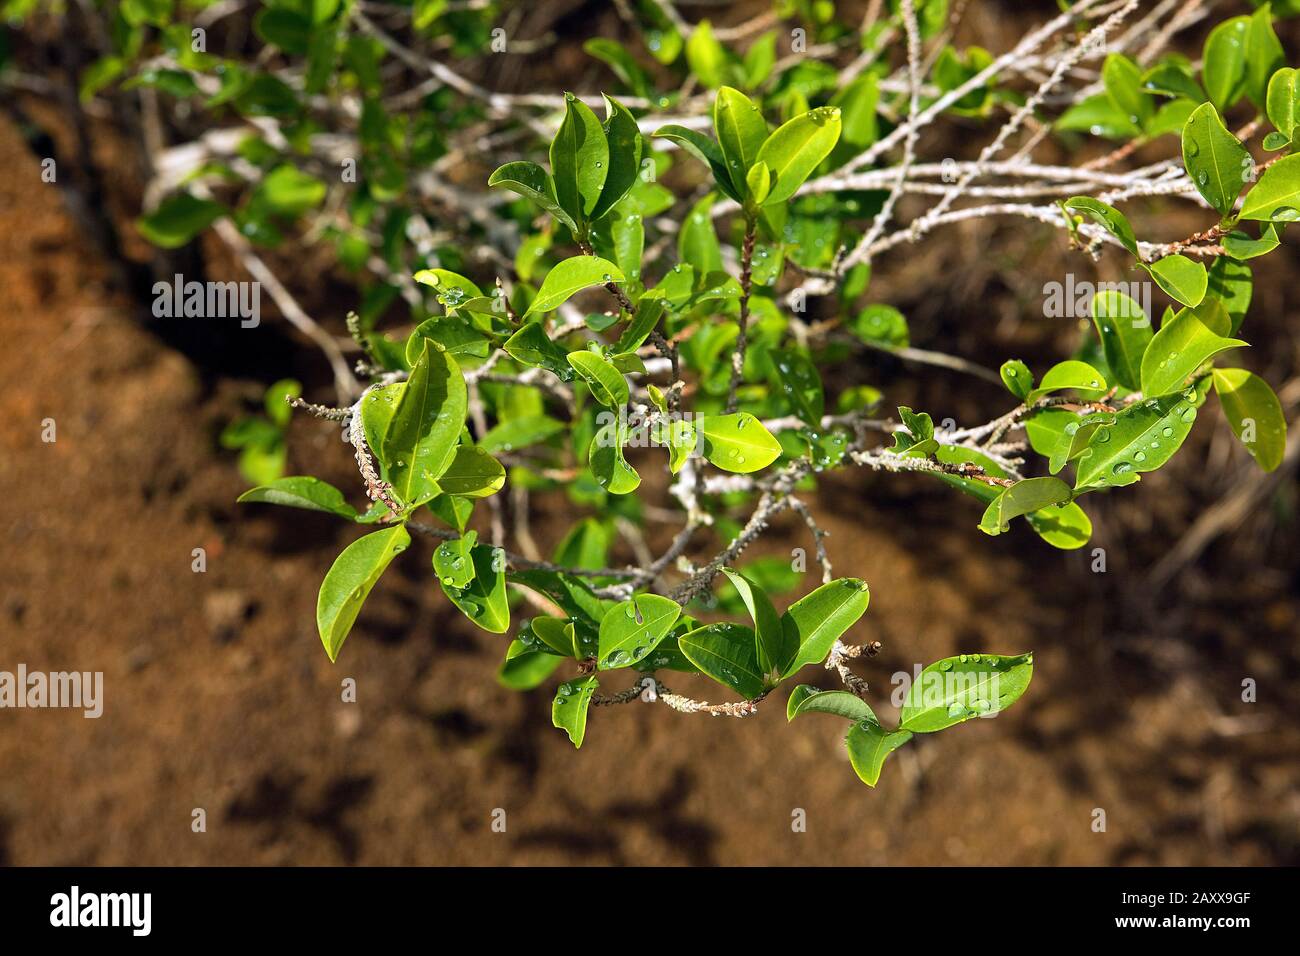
left=1, top=93, right=1297, bottom=864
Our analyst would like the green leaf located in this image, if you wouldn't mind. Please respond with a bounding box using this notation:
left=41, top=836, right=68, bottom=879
left=316, top=525, right=410, bottom=661
left=678, top=193, right=724, bottom=275
left=845, top=720, right=913, bottom=788
left=831, top=73, right=879, bottom=148
left=480, top=414, right=565, bottom=454
left=435, top=445, right=505, bottom=497
left=590, top=94, right=643, bottom=221
left=721, top=568, right=792, bottom=680
left=254, top=164, right=326, bottom=216
left=382, top=341, right=467, bottom=508
left=714, top=86, right=768, bottom=196
left=768, top=348, right=824, bottom=427
left=979, top=477, right=1073, bottom=536
left=1207, top=256, right=1253, bottom=333
left=850, top=304, right=909, bottom=348
left=1146, top=254, right=1208, bottom=308
left=1102, top=53, right=1152, bottom=127
left=746, top=162, right=771, bottom=205
left=614, top=297, right=664, bottom=353
left=685, top=19, right=727, bottom=88
left=503, top=323, right=574, bottom=381
left=527, top=256, right=624, bottom=317
left=1091, top=288, right=1153, bottom=390
left=1213, top=368, right=1287, bottom=471
left=653, top=124, right=742, bottom=202
left=1266, top=67, right=1298, bottom=145
left=552, top=675, right=599, bottom=748
left=1239, top=154, right=1300, bottom=222
left=589, top=420, right=641, bottom=493
left=1026, top=360, right=1107, bottom=403
left=899, top=652, right=1034, bottom=733
left=780, top=578, right=870, bottom=678
left=406, top=318, right=491, bottom=362
left=441, top=544, right=509, bottom=633
left=1202, top=16, right=1250, bottom=112
left=1056, top=93, right=1141, bottom=140
left=597, top=594, right=682, bottom=669
left=999, top=360, right=1033, bottom=400
left=551, top=94, right=609, bottom=222
left=531, top=616, right=580, bottom=658
left=137, top=193, right=225, bottom=248
left=755, top=106, right=842, bottom=206
left=1073, top=393, right=1198, bottom=491
left=499, top=641, right=563, bottom=691
left=433, top=530, right=478, bottom=589
left=1244, top=4, right=1285, bottom=108
left=1181, top=102, right=1250, bottom=218
left=487, top=160, right=580, bottom=234
left=787, top=684, right=875, bottom=722
left=567, top=349, right=630, bottom=407
left=1141, top=307, right=1246, bottom=397
left=1062, top=197, right=1138, bottom=256
left=239, top=476, right=358, bottom=519
left=699, top=413, right=782, bottom=473
left=1048, top=412, right=1117, bottom=475
left=678, top=622, right=766, bottom=699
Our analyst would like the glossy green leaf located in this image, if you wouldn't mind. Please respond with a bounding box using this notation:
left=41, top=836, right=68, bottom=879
left=746, top=161, right=771, bottom=205
left=1074, top=393, right=1198, bottom=491
left=1102, top=54, right=1152, bottom=127
left=552, top=675, right=599, bottom=748
left=1091, top=288, right=1153, bottom=390
left=433, top=530, right=477, bottom=589
left=239, top=476, right=358, bottom=519
left=979, top=477, right=1072, bottom=536
left=714, top=86, right=768, bottom=196
left=487, top=160, right=579, bottom=234
left=317, top=525, right=410, bottom=661
left=567, top=349, right=630, bottom=407
left=499, top=641, right=563, bottom=691
left=1026, top=360, right=1107, bottom=403
left=1213, top=368, right=1287, bottom=471
left=435, top=445, right=505, bottom=497
left=480, top=414, right=565, bottom=454
left=1000, top=360, right=1033, bottom=400
left=678, top=622, right=766, bottom=699
left=532, top=616, right=579, bottom=658
left=845, top=720, right=913, bottom=788
left=699, top=413, right=782, bottom=473
left=406, top=318, right=491, bottom=363
left=1141, top=307, right=1246, bottom=397
left=1048, top=412, right=1117, bottom=475
left=503, top=323, right=574, bottom=381
left=755, top=106, right=842, bottom=206
left=780, top=578, right=870, bottom=678
left=1181, top=102, right=1250, bottom=217
left=768, top=348, right=824, bottom=427
left=787, top=684, right=874, bottom=722
left=551, top=94, right=609, bottom=221
left=721, top=567, right=792, bottom=680
left=1062, top=197, right=1138, bottom=256
left=1266, top=67, right=1298, bottom=144
left=1244, top=4, right=1284, bottom=108
left=441, top=544, right=509, bottom=633
left=652, top=125, right=742, bottom=202
left=590, top=94, right=643, bottom=221
left=1202, top=16, right=1250, bottom=112
left=382, top=341, right=467, bottom=508
left=1206, top=256, right=1253, bottom=333
left=1239, top=154, right=1300, bottom=222
left=1146, top=254, right=1208, bottom=307
left=899, top=653, right=1034, bottom=733
left=614, top=297, right=664, bottom=354
left=589, top=420, right=641, bottom=493
left=597, top=594, right=681, bottom=669
left=526, top=256, right=624, bottom=317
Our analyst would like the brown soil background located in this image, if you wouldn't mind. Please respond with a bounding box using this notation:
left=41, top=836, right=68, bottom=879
left=1, top=5, right=1298, bottom=866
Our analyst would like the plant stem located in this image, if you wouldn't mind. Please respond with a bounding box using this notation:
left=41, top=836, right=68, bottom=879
left=726, top=219, right=757, bottom=414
